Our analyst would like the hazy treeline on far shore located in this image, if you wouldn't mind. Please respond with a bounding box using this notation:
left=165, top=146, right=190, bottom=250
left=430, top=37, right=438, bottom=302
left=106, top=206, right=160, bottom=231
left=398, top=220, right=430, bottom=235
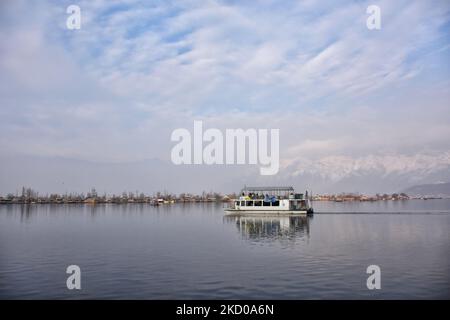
left=0, top=187, right=232, bottom=205
left=0, top=187, right=446, bottom=205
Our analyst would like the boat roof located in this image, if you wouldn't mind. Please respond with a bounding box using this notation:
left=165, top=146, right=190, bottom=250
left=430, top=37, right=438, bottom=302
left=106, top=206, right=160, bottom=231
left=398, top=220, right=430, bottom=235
left=242, top=186, right=294, bottom=193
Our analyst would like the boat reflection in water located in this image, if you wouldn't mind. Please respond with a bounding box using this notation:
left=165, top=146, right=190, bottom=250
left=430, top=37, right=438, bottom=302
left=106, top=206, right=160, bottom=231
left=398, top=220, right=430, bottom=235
left=223, top=214, right=312, bottom=242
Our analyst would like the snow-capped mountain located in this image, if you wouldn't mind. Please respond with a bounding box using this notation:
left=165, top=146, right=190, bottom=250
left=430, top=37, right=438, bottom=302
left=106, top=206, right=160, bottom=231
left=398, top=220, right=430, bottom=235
left=1, top=152, right=449, bottom=195
left=276, top=152, right=450, bottom=194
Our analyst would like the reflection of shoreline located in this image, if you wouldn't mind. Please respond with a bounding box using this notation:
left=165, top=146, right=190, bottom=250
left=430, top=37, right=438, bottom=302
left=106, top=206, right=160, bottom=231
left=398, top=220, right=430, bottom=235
left=224, top=215, right=312, bottom=241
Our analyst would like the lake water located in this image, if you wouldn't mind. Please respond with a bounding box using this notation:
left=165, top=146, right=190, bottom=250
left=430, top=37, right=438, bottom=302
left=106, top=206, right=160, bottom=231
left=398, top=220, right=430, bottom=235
left=0, top=200, right=449, bottom=299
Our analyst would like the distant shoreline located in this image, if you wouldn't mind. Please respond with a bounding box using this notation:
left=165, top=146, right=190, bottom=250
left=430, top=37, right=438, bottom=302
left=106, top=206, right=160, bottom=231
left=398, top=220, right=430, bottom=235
left=1, top=187, right=448, bottom=205
left=1, top=197, right=448, bottom=205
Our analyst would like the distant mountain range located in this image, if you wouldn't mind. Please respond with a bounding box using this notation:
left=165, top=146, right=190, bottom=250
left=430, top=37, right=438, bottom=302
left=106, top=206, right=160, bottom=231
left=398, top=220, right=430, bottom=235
left=401, top=182, right=450, bottom=197
left=276, top=153, right=450, bottom=194
left=1, top=153, right=450, bottom=195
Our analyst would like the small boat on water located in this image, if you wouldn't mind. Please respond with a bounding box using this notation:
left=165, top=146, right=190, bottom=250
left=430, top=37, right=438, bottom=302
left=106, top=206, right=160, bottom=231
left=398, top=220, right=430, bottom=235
left=225, top=186, right=314, bottom=215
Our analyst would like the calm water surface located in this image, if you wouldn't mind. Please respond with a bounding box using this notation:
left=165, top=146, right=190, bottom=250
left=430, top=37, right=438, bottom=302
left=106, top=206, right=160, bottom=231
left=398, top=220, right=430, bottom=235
left=0, top=200, right=449, bottom=299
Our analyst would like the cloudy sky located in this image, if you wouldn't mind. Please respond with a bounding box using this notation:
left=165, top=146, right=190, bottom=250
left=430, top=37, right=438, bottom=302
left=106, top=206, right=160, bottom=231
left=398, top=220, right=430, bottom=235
left=0, top=0, right=449, bottom=194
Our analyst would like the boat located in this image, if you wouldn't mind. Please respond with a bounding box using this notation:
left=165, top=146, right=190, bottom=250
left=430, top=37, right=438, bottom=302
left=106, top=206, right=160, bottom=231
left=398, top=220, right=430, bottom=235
left=224, top=186, right=314, bottom=215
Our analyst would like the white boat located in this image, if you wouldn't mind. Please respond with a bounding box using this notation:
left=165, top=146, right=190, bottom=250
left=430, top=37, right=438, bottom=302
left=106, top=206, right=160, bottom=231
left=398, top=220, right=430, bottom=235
left=224, top=186, right=314, bottom=215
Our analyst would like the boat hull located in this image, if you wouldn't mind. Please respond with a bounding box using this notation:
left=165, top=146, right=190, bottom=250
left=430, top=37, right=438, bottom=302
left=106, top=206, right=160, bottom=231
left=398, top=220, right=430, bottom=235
left=225, top=209, right=312, bottom=216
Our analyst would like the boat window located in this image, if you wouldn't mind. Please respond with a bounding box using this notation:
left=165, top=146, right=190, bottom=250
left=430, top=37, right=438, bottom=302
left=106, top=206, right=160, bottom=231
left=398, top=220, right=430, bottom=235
left=254, top=201, right=262, bottom=206
left=246, top=201, right=254, bottom=206
left=263, top=201, right=270, bottom=206
left=240, top=201, right=245, bottom=206
left=273, top=200, right=280, bottom=206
